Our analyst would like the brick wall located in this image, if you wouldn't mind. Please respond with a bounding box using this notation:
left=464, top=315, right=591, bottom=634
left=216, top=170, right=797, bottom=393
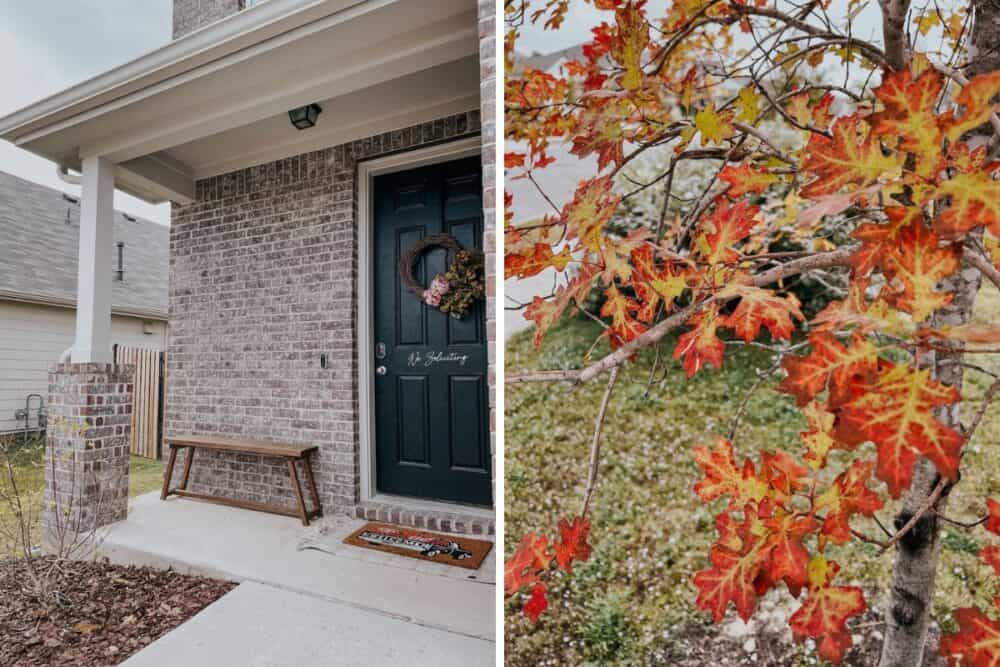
left=478, top=0, right=497, bottom=498
left=173, top=0, right=243, bottom=39
left=44, top=363, right=133, bottom=547
left=165, top=111, right=483, bottom=517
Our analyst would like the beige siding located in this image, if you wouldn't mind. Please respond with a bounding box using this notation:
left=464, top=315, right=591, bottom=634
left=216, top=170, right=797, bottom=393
left=0, top=300, right=166, bottom=434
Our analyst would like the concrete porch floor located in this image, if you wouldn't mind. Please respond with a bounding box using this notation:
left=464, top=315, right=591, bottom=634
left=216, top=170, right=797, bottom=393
left=100, top=492, right=495, bottom=663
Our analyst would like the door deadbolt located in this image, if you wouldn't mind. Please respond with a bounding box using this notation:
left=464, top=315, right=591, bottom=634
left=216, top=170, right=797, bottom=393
left=375, top=342, right=387, bottom=359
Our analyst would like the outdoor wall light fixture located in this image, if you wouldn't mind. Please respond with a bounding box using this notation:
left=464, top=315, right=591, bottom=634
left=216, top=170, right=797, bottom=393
left=288, top=103, right=322, bottom=130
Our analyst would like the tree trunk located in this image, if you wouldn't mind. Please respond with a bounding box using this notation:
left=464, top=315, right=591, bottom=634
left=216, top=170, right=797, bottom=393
left=878, top=2, right=998, bottom=664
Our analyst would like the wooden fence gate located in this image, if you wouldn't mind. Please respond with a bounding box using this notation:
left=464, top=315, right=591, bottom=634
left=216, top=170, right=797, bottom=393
left=114, top=346, right=164, bottom=459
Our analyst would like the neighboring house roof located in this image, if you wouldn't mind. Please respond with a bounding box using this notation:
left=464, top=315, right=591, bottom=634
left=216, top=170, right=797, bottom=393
left=0, top=170, right=168, bottom=320
left=521, top=45, right=585, bottom=73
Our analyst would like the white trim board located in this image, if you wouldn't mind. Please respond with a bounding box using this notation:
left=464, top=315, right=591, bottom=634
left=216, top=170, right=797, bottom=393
left=356, top=136, right=492, bottom=514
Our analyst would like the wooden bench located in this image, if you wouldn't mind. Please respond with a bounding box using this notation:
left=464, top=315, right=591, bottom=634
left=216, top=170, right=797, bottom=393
left=161, top=436, right=323, bottom=526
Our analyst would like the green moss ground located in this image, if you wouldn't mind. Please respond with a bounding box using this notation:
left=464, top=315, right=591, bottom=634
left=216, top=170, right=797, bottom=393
left=504, top=285, right=1000, bottom=665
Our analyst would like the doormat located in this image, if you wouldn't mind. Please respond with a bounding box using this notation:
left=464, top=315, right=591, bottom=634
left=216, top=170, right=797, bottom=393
left=343, top=522, right=493, bottom=570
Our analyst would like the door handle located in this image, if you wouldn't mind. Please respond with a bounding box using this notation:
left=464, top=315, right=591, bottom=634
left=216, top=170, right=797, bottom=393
left=376, top=365, right=387, bottom=376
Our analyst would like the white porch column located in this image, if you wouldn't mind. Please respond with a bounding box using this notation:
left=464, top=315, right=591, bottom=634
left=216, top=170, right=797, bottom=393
left=73, top=155, right=115, bottom=363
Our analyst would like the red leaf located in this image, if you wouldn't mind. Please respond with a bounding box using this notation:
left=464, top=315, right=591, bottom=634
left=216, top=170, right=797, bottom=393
left=939, top=607, right=1000, bottom=666
left=814, top=459, right=884, bottom=546
left=986, top=499, right=1000, bottom=536
left=673, top=306, right=725, bottom=377
left=719, top=284, right=803, bottom=342
left=778, top=333, right=879, bottom=407
left=523, top=583, right=549, bottom=623
left=789, top=555, right=866, bottom=664
left=504, top=532, right=552, bottom=596
left=554, top=516, right=593, bottom=572
left=692, top=438, right=768, bottom=508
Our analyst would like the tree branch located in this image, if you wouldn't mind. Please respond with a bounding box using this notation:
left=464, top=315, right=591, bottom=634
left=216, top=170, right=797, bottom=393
left=581, top=366, right=620, bottom=517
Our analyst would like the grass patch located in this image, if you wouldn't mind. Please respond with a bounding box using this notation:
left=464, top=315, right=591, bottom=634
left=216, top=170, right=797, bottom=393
left=1, top=439, right=164, bottom=557
left=504, top=285, right=1000, bottom=665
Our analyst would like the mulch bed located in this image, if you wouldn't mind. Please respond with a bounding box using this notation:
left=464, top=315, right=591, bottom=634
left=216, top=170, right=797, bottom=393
left=0, top=556, right=236, bottom=666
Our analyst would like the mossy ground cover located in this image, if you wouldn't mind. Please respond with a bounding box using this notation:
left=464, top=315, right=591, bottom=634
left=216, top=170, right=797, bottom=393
left=504, top=285, right=1000, bottom=665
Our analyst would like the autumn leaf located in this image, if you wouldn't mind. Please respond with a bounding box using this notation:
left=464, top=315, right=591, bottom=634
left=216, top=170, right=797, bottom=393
left=600, top=284, right=648, bottom=348
left=523, top=583, right=549, bottom=623
left=735, top=85, right=760, bottom=122
left=610, top=2, right=648, bottom=91
left=799, top=400, right=839, bottom=470
left=562, top=176, right=622, bottom=251
left=695, top=199, right=760, bottom=265
left=778, top=333, right=879, bottom=407
left=692, top=438, right=769, bottom=508
left=695, top=103, right=735, bottom=145
left=986, top=498, right=1000, bottom=536
left=673, top=306, right=726, bottom=377
left=523, top=268, right=597, bottom=347
left=814, top=459, right=884, bottom=546
left=939, top=607, right=1000, bottom=666
left=718, top=164, right=779, bottom=198
left=849, top=206, right=925, bottom=276
left=693, top=509, right=770, bottom=623
left=801, top=114, right=901, bottom=198
left=505, top=243, right=573, bottom=279
left=835, top=362, right=964, bottom=497
left=932, top=169, right=1000, bottom=240
left=718, top=284, right=803, bottom=342
left=789, top=555, right=866, bottom=664
left=760, top=509, right=819, bottom=595
left=505, top=532, right=553, bottom=595
left=871, top=67, right=944, bottom=176
left=879, top=222, right=960, bottom=323
left=630, top=244, right=688, bottom=323
left=554, top=516, right=593, bottom=572
left=943, top=69, right=1000, bottom=142
left=570, top=110, right=627, bottom=170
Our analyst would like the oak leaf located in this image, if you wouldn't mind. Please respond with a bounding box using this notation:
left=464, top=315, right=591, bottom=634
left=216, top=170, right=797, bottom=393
left=554, top=516, right=593, bottom=572
left=789, top=555, right=866, bottom=664
left=939, top=607, right=1000, bottom=667
left=673, top=306, right=725, bottom=377
left=801, top=115, right=901, bottom=198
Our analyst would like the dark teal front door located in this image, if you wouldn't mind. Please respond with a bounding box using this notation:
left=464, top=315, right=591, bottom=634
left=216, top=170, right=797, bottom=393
left=372, top=155, right=491, bottom=507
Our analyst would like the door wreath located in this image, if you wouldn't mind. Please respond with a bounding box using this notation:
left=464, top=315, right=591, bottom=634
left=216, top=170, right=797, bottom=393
left=399, top=233, right=485, bottom=319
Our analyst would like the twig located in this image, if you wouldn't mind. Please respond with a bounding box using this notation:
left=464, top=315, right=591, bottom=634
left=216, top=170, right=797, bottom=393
left=581, top=366, right=620, bottom=517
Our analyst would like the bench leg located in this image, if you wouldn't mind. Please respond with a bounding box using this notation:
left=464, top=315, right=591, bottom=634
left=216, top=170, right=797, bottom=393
left=161, top=446, right=178, bottom=500
left=303, top=454, right=322, bottom=518
left=180, top=446, right=195, bottom=490
left=287, top=460, right=310, bottom=526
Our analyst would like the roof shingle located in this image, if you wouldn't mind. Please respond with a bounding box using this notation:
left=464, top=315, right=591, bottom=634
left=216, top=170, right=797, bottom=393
left=0, top=170, right=168, bottom=319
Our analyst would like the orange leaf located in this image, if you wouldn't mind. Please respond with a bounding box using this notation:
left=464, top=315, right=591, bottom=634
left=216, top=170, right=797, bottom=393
left=871, top=67, right=944, bottom=176
left=693, top=509, right=770, bottom=623
left=600, top=284, right=647, bottom=350
left=789, top=555, right=866, bottom=664
left=692, top=438, right=769, bottom=508
left=630, top=245, right=689, bottom=323
left=879, top=222, right=961, bottom=323
left=799, top=401, right=839, bottom=470
left=932, top=169, right=1000, bottom=240
left=554, top=516, right=593, bottom=572
left=943, top=69, right=1000, bottom=142
left=695, top=199, right=760, bottom=265
left=523, top=583, right=549, bottom=623
left=760, top=509, right=818, bottom=595
left=939, top=607, right=1000, bottom=666
left=719, top=284, right=803, bottom=342
left=505, top=532, right=552, bottom=595
left=836, top=362, right=964, bottom=498
left=814, top=459, right=884, bottom=546
left=505, top=243, right=573, bottom=279
left=778, top=333, right=879, bottom=407
left=673, top=306, right=725, bottom=377
left=849, top=206, right=925, bottom=276
left=562, top=176, right=621, bottom=251
left=523, top=268, right=597, bottom=348
left=801, top=115, right=901, bottom=198
left=719, top=164, right=779, bottom=198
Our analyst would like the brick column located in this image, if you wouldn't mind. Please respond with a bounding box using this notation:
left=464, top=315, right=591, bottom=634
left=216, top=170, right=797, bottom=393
left=478, top=0, right=497, bottom=504
left=43, top=363, right=133, bottom=550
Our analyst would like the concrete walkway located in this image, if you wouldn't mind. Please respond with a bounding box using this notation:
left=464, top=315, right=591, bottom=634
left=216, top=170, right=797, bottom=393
left=101, top=492, right=495, bottom=665
left=121, top=581, right=493, bottom=666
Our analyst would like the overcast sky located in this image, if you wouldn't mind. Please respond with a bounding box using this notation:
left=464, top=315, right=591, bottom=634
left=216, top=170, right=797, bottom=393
left=0, top=1, right=173, bottom=224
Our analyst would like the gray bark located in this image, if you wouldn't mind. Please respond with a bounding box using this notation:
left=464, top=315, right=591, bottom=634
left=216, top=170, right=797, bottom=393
left=878, top=2, right=998, bottom=664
